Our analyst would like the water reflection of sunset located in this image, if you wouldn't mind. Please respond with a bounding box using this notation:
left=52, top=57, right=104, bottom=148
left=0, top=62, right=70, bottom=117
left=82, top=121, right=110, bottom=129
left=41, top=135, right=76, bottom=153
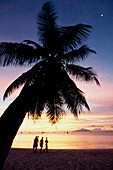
left=12, top=131, right=113, bottom=149
left=12, top=110, right=113, bottom=149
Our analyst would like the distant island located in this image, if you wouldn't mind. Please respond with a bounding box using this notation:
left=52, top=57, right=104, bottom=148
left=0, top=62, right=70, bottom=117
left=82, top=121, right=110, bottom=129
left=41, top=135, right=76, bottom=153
left=73, top=128, right=92, bottom=133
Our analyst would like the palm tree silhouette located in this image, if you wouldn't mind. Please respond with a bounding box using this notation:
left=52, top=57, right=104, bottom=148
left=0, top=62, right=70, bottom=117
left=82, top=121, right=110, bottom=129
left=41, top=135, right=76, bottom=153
left=0, top=1, right=100, bottom=168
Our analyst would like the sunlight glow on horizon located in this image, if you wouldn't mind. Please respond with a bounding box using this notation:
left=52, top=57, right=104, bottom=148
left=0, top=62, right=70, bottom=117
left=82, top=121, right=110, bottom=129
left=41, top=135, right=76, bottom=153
left=17, top=113, right=113, bottom=133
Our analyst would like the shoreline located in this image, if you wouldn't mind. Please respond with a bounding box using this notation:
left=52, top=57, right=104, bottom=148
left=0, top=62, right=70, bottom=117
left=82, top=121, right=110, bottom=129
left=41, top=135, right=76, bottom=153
left=3, top=148, right=113, bottom=170
left=11, top=147, right=113, bottom=150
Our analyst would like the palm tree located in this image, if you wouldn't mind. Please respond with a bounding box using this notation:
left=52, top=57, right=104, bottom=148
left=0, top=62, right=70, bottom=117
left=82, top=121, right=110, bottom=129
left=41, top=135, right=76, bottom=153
left=0, top=1, right=100, bottom=169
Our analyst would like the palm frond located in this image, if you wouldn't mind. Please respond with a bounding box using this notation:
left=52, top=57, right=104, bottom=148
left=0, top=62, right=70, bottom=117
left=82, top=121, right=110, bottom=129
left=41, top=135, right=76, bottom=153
left=46, top=103, right=64, bottom=124
left=37, top=1, right=58, bottom=50
left=0, top=42, right=40, bottom=66
left=16, top=65, right=49, bottom=116
left=58, top=24, right=92, bottom=52
left=22, top=63, right=64, bottom=120
left=59, top=71, right=90, bottom=116
left=3, top=70, right=31, bottom=100
left=61, top=45, right=96, bottom=63
left=18, top=80, right=42, bottom=115
left=3, top=61, right=48, bottom=100
left=45, top=75, right=64, bottom=124
left=28, top=97, right=45, bottom=118
left=23, top=40, right=49, bottom=59
left=66, top=64, right=100, bottom=85
left=23, top=40, right=42, bottom=49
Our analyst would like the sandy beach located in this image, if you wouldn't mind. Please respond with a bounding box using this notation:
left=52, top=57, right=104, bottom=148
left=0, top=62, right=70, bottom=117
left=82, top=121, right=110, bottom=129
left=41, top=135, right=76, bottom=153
left=3, top=148, right=113, bottom=170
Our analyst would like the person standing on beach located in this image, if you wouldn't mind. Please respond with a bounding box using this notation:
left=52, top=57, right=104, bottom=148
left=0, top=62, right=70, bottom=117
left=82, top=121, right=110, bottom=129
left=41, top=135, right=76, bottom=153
left=33, top=136, right=39, bottom=153
left=40, top=137, right=44, bottom=153
left=45, top=137, right=48, bottom=153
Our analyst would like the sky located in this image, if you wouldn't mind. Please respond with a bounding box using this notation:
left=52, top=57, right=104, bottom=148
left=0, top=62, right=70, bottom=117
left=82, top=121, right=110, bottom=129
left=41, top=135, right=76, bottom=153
left=0, top=0, right=113, bottom=132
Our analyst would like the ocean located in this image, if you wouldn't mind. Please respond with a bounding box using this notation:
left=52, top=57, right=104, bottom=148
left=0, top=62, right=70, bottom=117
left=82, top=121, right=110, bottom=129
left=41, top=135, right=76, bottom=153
left=12, top=131, right=113, bottom=149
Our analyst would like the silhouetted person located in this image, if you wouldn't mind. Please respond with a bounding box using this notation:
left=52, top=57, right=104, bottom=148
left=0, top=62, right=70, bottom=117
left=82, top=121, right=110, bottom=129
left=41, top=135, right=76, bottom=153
left=33, top=136, right=39, bottom=153
left=40, top=137, right=43, bottom=153
left=45, top=137, right=48, bottom=153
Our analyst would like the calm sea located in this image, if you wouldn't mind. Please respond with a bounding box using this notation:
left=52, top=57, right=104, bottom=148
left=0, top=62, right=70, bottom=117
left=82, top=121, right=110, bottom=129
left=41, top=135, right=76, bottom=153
left=12, top=131, right=113, bottom=149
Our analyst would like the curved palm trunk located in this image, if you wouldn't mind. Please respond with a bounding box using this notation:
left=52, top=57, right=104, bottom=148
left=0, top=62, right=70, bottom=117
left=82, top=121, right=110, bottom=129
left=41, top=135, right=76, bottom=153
left=0, top=93, right=31, bottom=169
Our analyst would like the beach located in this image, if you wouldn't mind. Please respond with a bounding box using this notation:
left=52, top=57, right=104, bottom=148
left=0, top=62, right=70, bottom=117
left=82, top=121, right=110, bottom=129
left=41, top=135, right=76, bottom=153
left=3, top=149, right=113, bottom=170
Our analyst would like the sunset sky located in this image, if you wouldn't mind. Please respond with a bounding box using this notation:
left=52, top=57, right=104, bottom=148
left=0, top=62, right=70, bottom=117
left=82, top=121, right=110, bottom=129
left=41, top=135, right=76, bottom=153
left=0, top=0, right=113, bottom=132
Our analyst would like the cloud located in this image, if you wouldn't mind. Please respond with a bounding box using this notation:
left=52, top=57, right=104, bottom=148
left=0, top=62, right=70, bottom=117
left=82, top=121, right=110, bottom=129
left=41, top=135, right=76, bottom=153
left=92, top=128, right=103, bottom=131
left=89, top=101, right=113, bottom=115
left=73, top=128, right=91, bottom=132
left=88, top=125, right=104, bottom=128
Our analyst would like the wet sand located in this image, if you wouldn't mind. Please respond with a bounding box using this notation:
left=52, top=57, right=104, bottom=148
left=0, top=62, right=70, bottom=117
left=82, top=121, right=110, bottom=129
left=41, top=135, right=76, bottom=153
left=3, top=148, right=113, bottom=170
